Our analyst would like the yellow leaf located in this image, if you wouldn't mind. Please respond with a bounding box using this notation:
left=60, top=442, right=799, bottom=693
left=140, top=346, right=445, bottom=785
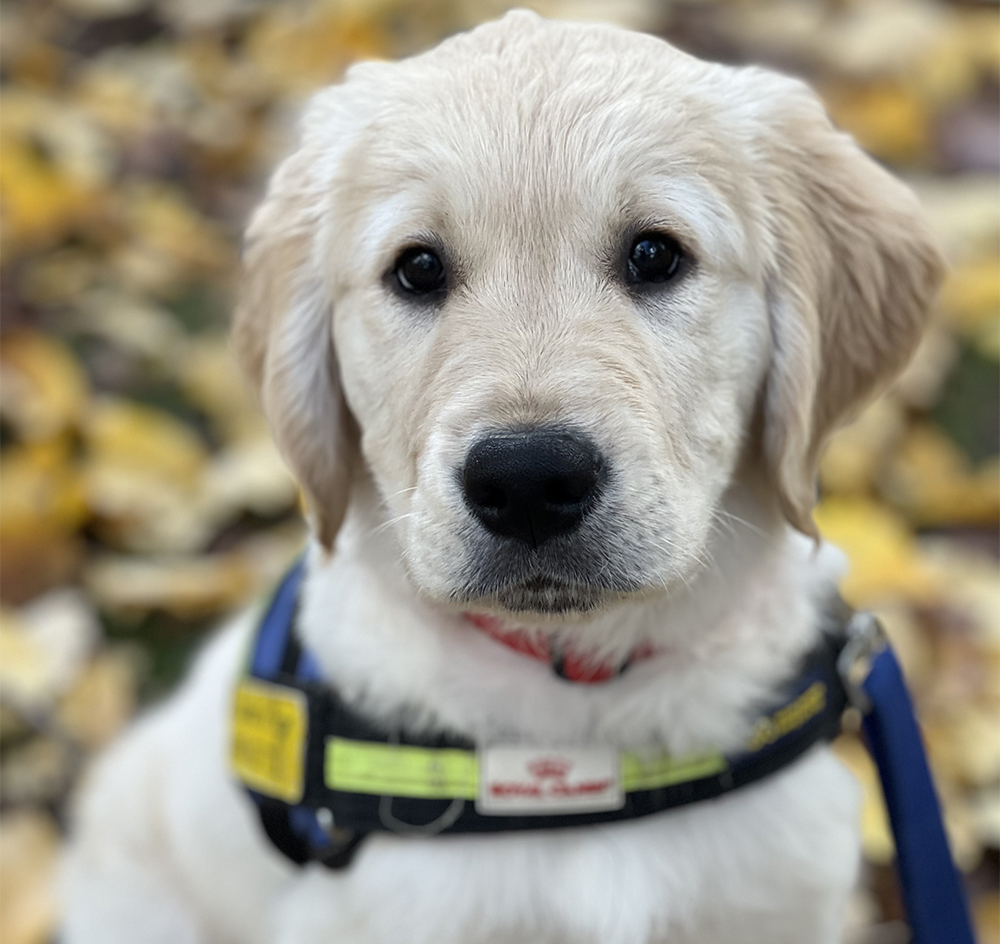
left=121, top=182, right=233, bottom=275
left=0, top=610, right=57, bottom=709
left=57, top=649, right=137, bottom=749
left=0, top=137, right=102, bottom=259
left=976, top=893, right=1000, bottom=944
left=932, top=706, right=1000, bottom=788
left=85, top=465, right=216, bottom=553
left=814, top=497, right=940, bottom=606
left=0, top=811, right=60, bottom=944
left=0, top=332, right=90, bottom=440
left=938, top=256, right=1000, bottom=336
left=0, top=590, right=97, bottom=710
left=83, top=398, right=208, bottom=489
left=85, top=552, right=255, bottom=619
left=0, top=440, right=89, bottom=537
left=176, top=335, right=268, bottom=444
left=822, top=80, right=930, bottom=165
left=884, top=425, right=1000, bottom=527
left=246, top=6, right=388, bottom=92
left=0, top=91, right=112, bottom=259
left=957, top=9, right=1000, bottom=79
left=73, top=64, right=154, bottom=137
left=820, top=397, right=906, bottom=495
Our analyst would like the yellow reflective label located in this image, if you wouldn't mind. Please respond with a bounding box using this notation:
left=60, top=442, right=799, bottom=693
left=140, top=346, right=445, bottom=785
left=231, top=679, right=307, bottom=803
left=620, top=750, right=727, bottom=792
left=326, top=738, right=479, bottom=799
left=747, top=681, right=827, bottom=752
left=326, top=737, right=729, bottom=799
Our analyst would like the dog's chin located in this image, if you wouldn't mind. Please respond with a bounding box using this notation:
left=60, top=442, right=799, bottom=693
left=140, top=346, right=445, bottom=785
left=451, top=574, right=641, bottom=618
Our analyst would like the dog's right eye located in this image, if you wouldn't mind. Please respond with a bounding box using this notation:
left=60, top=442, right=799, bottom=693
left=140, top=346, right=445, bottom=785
left=393, top=247, right=446, bottom=297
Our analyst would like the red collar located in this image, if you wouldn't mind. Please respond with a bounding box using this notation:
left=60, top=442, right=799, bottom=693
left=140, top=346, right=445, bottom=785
left=464, top=612, right=657, bottom=684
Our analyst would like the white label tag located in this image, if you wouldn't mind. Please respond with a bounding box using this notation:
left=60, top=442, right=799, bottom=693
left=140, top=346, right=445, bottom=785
left=477, top=747, right=624, bottom=815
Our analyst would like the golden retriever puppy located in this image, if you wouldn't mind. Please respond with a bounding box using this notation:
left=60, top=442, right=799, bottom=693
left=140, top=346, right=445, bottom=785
left=62, top=11, right=943, bottom=944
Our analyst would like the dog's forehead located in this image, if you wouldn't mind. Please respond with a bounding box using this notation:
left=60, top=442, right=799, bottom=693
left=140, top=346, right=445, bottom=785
left=326, top=17, right=763, bottom=271
left=353, top=29, right=727, bottom=187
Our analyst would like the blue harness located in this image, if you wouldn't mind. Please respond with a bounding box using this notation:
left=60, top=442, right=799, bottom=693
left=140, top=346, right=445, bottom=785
left=234, top=560, right=976, bottom=944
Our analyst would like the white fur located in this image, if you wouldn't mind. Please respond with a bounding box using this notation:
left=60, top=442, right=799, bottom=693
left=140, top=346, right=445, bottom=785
left=63, top=503, right=861, bottom=944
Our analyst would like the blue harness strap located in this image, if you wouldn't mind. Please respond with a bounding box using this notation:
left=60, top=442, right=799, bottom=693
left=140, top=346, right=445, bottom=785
left=250, top=558, right=306, bottom=679
left=860, top=644, right=977, bottom=944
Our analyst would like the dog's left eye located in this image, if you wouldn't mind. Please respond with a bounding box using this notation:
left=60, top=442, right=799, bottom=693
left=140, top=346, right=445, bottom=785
left=626, top=232, right=683, bottom=285
left=393, top=247, right=446, bottom=297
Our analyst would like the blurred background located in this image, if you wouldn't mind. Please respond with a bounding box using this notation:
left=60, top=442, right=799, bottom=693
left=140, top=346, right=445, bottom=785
left=0, top=0, right=997, bottom=941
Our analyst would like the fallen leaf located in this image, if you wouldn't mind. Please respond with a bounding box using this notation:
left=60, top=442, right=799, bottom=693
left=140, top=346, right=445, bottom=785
left=0, top=810, right=60, bottom=944
left=245, top=5, right=388, bottom=92
left=0, top=332, right=90, bottom=441
left=911, top=176, right=999, bottom=265
left=0, top=589, right=98, bottom=712
left=75, top=289, right=185, bottom=364
left=883, top=425, right=999, bottom=527
left=56, top=647, right=138, bottom=749
left=0, top=91, right=113, bottom=258
left=85, top=552, right=255, bottom=618
left=938, top=256, right=1000, bottom=337
left=0, top=441, right=88, bottom=603
left=175, top=334, right=268, bottom=444
left=814, top=497, right=941, bottom=606
left=84, top=464, right=217, bottom=553
left=202, top=438, right=297, bottom=519
left=821, top=397, right=907, bottom=495
left=0, top=738, right=76, bottom=806
left=821, top=80, right=931, bottom=165
left=83, top=397, right=208, bottom=488
left=976, top=893, right=1000, bottom=944
left=115, top=181, right=234, bottom=284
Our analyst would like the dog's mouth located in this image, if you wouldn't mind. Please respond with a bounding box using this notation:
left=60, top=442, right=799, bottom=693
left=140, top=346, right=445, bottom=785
left=456, top=572, right=630, bottom=616
left=421, top=496, right=654, bottom=616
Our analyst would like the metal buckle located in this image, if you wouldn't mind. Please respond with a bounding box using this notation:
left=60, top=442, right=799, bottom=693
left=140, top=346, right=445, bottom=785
left=837, top=611, right=888, bottom=714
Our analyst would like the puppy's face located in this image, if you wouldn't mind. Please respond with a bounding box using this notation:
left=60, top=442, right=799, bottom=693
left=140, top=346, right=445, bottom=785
left=235, top=13, right=942, bottom=618
left=331, top=58, right=768, bottom=614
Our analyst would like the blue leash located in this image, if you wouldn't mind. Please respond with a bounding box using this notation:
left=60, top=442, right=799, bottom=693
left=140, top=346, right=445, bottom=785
left=845, top=614, right=977, bottom=944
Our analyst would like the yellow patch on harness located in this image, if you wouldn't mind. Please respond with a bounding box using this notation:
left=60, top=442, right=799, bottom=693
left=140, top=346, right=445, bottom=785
left=620, top=750, right=727, bottom=792
left=747, top=681, right=827, bottom=752
left=231, top=679, right=307, bottom=803
left=326, top=738, right=480, bottom=799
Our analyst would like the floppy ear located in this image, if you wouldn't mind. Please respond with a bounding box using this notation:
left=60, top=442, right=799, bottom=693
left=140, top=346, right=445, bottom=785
left=754, top=75, right=945, bottom=534
left=232, top=92, right=356, bottom=550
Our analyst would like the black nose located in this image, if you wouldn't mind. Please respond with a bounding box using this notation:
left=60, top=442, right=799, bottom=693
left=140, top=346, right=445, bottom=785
left=462, top=431, right=606, bottom=548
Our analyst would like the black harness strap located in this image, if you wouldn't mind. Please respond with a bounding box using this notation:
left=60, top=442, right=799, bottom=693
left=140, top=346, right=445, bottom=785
left=234, top=560, right=850, bottom=869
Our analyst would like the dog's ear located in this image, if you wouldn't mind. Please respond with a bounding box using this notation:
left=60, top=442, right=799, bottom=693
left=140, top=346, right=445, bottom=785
left=232, top=93, right=356, bottom=550
left=753, top=74, right=945, bottom=535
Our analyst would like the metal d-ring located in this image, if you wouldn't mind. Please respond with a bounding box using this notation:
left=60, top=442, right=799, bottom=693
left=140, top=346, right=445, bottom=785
left=377, top=727, right=466, bottom=836
left=378, top=793, right=466, bottom=836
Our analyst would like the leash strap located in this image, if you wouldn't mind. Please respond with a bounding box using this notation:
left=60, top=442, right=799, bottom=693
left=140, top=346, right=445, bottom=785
left=851, top=616, right=976, bottom=944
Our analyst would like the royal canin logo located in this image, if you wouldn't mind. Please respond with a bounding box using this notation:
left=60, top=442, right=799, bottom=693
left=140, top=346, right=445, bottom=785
left=526, top=757, right=573, bottom=780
